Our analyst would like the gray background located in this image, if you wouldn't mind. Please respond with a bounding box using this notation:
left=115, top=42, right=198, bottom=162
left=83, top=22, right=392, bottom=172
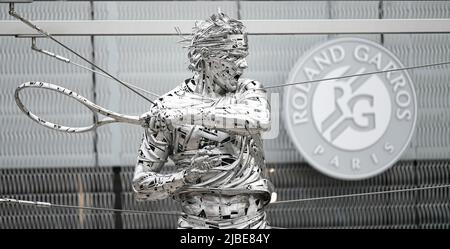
left=0, top=1, right=449, bottom=228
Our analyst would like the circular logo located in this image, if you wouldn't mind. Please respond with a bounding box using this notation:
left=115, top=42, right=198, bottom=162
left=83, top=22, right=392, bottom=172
left=284, top=38, right=417, bottom=180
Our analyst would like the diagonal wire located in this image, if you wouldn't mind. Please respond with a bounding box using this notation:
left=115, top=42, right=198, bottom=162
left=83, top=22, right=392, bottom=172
left=29, top=37, right=160, bottom=98
left=263, top=60, right=450, bottom=90
left=270, top=184, right=450, bottom=205
left=0, top=197, right=182, bottom=216
left=69, top=60, right=160, bottom=98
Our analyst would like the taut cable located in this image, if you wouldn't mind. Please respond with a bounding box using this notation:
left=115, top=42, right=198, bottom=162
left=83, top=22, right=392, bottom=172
left=2, top=184, right=449, bottom=215
left=271, top=184, right=450, bottom=204
left=262, top=60, right=450, bottom=90
left=0, top=197, right=182, bottom=216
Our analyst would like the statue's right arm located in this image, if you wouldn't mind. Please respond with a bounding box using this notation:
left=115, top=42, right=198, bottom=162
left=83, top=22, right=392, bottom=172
left=132, top=128, right=185, bottom=201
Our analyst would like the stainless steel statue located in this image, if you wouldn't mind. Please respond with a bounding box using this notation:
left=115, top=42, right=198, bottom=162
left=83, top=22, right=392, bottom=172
left=132, top=10, right=275, bottom=229
left=11, top=4, right=275, bottom=229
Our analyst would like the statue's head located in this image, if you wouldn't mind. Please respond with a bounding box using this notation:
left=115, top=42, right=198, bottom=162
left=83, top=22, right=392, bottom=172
left=186, top=10, right=248, bottom=92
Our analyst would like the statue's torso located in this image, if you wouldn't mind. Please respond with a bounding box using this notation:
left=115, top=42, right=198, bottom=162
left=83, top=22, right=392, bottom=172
left=157, top=79, right=273, bottom=226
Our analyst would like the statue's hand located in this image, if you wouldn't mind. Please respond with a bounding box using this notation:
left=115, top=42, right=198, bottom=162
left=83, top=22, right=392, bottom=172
left=141, top=104, right=187, bottom=132
left=140, top=105, right=168, bottom=132
left=183, top=151, right=221, bottom=184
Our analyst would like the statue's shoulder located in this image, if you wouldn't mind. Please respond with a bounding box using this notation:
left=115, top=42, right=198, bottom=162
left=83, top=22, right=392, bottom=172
left=154, top=79, right=194, bottom=107
left=237, top=78, right=264, bottom=93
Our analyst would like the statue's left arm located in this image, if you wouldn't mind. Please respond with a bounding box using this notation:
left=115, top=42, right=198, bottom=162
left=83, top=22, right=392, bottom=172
left=158, top=80, right=270, bottom=135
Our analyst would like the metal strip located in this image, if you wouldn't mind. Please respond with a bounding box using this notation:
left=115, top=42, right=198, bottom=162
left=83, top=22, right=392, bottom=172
left=1, top=19, right=450, bottom=36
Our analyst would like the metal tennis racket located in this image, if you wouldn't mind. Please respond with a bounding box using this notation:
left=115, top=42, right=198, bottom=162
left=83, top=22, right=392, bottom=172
left=15, top=82, right=145, bottom=133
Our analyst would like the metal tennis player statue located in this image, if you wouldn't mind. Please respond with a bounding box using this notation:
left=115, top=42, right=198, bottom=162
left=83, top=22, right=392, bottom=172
left=12, top=5, right=274, bottom=229
left=132, top=11, right=275, bottom=229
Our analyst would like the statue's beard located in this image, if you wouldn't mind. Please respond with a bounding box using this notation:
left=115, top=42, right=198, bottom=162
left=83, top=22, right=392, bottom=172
left=213, top=75, right=238, bottom=92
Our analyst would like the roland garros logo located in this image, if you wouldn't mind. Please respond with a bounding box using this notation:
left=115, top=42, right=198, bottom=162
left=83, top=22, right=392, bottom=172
left=284, top=38, right=417, bottom=180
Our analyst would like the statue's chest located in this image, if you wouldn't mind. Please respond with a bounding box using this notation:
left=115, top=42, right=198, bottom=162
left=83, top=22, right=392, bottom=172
left=159, top=91, right=215, bottom=109
left=160, top=90, right=238, bottom=109
left=159, top=89, right=241, bottom=153
left=172, top=125, right=233, bottom=153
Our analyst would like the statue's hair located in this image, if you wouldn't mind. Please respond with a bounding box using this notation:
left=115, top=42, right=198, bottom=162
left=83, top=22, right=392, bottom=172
left=180, top=10, right=246, bottom=72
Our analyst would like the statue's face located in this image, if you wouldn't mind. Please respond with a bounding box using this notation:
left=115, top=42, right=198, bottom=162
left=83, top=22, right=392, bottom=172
left=207, top=52, right=248, bottom=92
left=205, top=34, right=249, bottom=92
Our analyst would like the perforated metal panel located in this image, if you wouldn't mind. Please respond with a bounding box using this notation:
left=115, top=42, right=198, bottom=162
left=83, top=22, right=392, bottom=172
left=1, top=161, right=449, bottom=229
left=0, top=167, right=115, bottom=229
left=266, top=160, right=450, bottom=228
